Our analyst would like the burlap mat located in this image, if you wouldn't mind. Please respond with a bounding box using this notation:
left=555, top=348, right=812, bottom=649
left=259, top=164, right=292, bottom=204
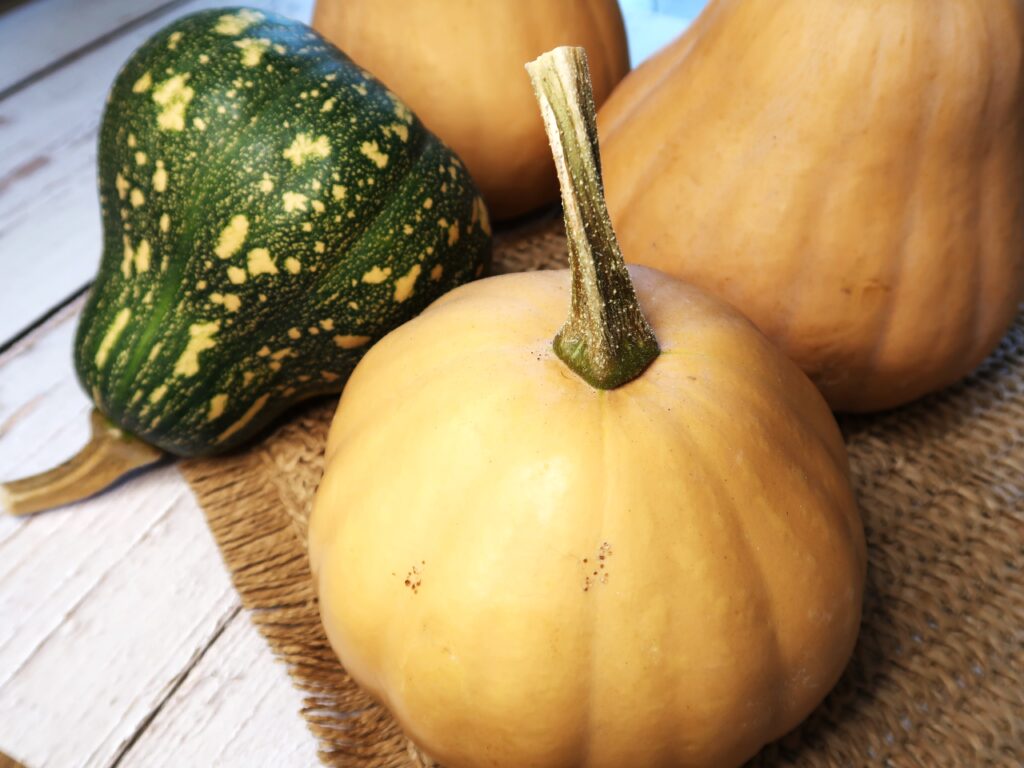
left=181, top=211, right=1024, bottom=767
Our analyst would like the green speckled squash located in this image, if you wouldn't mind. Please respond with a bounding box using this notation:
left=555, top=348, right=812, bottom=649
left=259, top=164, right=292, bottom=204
left=2, top=7, right=490, bottom=516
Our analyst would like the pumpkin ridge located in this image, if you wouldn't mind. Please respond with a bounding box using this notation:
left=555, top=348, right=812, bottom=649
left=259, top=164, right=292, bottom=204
left=857, top=4, right=941, bottom=397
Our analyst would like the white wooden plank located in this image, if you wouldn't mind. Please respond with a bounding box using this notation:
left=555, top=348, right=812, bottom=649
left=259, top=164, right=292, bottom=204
left=0, top=0, right=177, bottom=94
left=0, top=0, right=314, bottom=347
left=0, top=483, right=239, bottom=768
left=0, top=304, right=247, bottom=768
left=120, top=614, right=319, bottom=768
left=0, top=307, right=314, bottom=767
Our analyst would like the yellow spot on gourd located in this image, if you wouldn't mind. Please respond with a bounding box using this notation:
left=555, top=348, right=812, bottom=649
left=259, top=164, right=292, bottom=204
left=334, top=335, right=371, bottom=349
left=332, top=184, right=347, bottom=202
left=168, top=31, right=183, bottom=50
left=211, top=293, right=242, bottom=312
left=352, top=83, right=368, bottom=96
left=243, top=371, right=255, bottom=385
left=257, top=345, right=271, bottom=357
left=321, top=371, right=340, bottom=382
left=346, top=301, right=359, bottom=310
left=301, top=222, right=313, bottom=232
left=359, top=141, right=388, bottom=168
left=393, top=264, right=421, bottom=303
left=447, top=221, right=460, bottom=246
left=247, top=248, right=277, bottom=276
left=115, top=173, right=130, bottom=200
left=208, top=394, right=229, bottom=421
left=227, top=266, right=247, bottom=284
left=149, top=384, right=168, bottom=404
left=390, top=123, right=409, bottom=142
left=214, top=9, right=263, bottom=36
left=130, top=188, right=145, bottom=208
left=321, top=98, right=336, bottom=113
left=135, top=152, right=147, bottom=166
left=197, top=279, right=208, bottom=291
left=216, top=393, right=269, bottom=444
left=152, top=73, right=194, bottom=131
left=148, top=343, right=162, bottom=362
left=234, top=37, right=271, bottom=67
left=135, top=239, right=151, bottom=272
left=160, top=213, right=170, bottom=233
left=193, top=117, right=207, bottom=131
left=215, top=214, right=249, bottom=258
left=361, top=266, right=391, bottom=284
left=199, top=54, right=210, bottom=64
left=287, top=327, right=301, bottom=340
left=282, top=192, right=308, bottom=213
left=423, top=198, right=433, bottom=210
left=311, top=200, right=325, bottom=214
left=430, top=264, right=443, bottom=281
left=121, top=236, right=134, bottom=278
left=258, top=173, right=274, bottom=193
left=320, top=318, right=335, bottom=331
left=314, top=241, right=325, bottom=254
left=473, top=195, right=491, bottom=236
left=127, top=134, right=137, bottom=148
left=392, top=98, right=413, bottom=124
left=402, top=224, right=414, bottom=235
left=132, top=72, right=152, bottom=93
left=95, top=308, right=131, bottom=367
left=285, top=257, right=301, bottom=274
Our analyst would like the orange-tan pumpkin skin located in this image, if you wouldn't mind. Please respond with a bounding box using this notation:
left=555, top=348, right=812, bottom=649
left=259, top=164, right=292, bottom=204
left=309, top=267, right=866, bottom=768
left=311, top=0, right=630, bottom=221
left=598, top=0, right=1024, bottom=412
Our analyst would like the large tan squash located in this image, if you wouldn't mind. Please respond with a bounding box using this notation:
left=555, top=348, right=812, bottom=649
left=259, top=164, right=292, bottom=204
left=309, top=48, right=865, bottom=768
left=312, top=0, right=630, bottom=221
left=599, top=0, right=1024, bottom=412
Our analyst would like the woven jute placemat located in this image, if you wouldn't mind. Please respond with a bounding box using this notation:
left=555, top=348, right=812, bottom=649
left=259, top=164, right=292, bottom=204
left=181, top=211, right=1024, bottom=767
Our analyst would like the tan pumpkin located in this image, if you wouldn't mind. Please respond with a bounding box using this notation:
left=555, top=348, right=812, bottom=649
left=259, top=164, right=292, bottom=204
left=312, top=0, right=630, bottom=221
left=599, top=0, right=1024, bottom=412
left=309, top=47, right=865, bottom=768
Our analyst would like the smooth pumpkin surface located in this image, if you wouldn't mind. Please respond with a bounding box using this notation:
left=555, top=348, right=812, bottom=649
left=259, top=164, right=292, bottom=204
left=76, top=8, right=491, bottom=457
left=599, top=0, right=1024, bottom=411
left=312, top=0, right=630, bottom=221
left=309, top=266, right=866, bottom=768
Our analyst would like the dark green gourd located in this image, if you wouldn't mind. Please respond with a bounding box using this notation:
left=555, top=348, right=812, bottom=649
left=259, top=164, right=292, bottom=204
left=3, top=8, right=491, bottom=515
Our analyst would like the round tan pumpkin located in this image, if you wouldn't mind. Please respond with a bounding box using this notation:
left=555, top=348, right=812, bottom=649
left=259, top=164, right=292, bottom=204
left=309, top=47, right=866, bottom=768
left=312, top=0, right=630, bottom=221
left=598, top=0, right=1024, bottom=412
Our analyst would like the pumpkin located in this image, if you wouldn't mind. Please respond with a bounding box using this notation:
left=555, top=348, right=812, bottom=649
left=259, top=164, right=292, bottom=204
left=598, top=0, right=1024, bottom=412
left=1, top=8, right=491, bottom=516
left=311, top=0, right=630, bottom=221
left=309, top=46, right=865, bottom=768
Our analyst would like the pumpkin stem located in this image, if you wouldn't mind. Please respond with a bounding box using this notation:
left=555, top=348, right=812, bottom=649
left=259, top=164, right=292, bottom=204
left=1, top=409, right=164, bottom=517
left=526, top=46, right=659, bottom=390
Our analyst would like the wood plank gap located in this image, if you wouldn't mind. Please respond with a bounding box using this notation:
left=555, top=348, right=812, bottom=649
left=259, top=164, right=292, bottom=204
left=0, top=282, right=89, bottom=356
left=0, top=0, right=192, bottom=103
left=106, top=604, right=243, bottom=768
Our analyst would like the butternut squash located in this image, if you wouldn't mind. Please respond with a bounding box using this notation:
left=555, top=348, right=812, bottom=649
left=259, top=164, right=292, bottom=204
left=599, top=0, right=1024, bottom=411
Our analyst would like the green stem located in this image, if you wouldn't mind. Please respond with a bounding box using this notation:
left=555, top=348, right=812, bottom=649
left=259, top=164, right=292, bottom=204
left=1, top=409, right=164, bottom=517
left=526, top=46, right=659, bottom=390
